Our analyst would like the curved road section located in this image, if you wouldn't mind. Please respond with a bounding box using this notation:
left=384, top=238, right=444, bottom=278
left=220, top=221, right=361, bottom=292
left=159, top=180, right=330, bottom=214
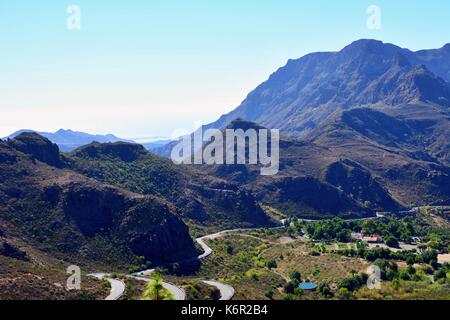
left=95, top=220, right=291, bottom=301
left=129, top=275, right=186, bottom=300
left=90, top=273, right=126, bottom=301
left=202, top=280, right=235, bottom=300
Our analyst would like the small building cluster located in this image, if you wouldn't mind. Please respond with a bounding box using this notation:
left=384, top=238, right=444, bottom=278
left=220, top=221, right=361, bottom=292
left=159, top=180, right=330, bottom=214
left=351, top=232, right=383, bottom=243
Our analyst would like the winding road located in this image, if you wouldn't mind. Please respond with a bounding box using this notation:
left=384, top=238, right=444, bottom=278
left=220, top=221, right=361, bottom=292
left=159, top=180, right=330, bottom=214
left=128, top=275, right=186, bottom=300
left=90, top=273, right=126, bottom=301
left=93, top=228, right=270, bottom=301
left=93, top=213, right=384, bottom=300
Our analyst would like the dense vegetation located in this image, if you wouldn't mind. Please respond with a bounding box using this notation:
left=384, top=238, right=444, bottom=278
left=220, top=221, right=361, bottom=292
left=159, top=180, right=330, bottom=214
left=286, top=215, right=449, bottom=251
left=141, top=274, right=174, bottom=300
left=65, top=143, right=182, bottom=198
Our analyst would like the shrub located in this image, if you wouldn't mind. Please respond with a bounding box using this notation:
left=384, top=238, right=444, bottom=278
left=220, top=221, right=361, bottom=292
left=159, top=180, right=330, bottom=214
left=339, top=288, right=352, bottom=299
left=385, top=236, right=399, bottom=248
left=266, top=260, right=277, bottom=269
left=290, top=271, right=301, bottom=282
left=284, top=281, right=296, bottom=294
left=399, top=271, right=411, bottom=280
left=264, top=289, right=274, bottom=300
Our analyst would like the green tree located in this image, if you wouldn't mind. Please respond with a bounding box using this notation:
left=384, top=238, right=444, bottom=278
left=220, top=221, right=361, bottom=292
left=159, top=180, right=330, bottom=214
left=293, top=287, right=304, bottom=297
left=142, top=274, right=174, bottom=300
left=266, top=260, right=277, bottom=269
left=392, top=278, right=400, bottom=290
left=434, top=269, right=447, bottom=281
left=407, top=265, right=416, bottom=275
left=399, top=270, right=411, bottom=281
left=319, top=282, right=332, bottom=297
left=385, top=236, right=399, bottom=248
left=264, top=289, right=274, bottom=300
left=406, top=255, right=415, bottom=266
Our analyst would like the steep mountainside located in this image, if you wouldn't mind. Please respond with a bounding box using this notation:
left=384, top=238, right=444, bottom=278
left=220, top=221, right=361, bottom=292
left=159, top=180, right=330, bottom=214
left=404, top=43, right=450, bottom=83
left=178, top=40, right=450, bottom=215
left=0, top=133, right=196, bottom=271
left=206, top=40, right=450, bottom=138
left=307, top=104, right=450, bottom=206
left=201, top=104, right=450, bottom=215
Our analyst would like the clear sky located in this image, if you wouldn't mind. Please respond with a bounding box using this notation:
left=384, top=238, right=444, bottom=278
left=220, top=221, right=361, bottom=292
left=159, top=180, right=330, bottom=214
left=1, top=0, right=450, bottom=140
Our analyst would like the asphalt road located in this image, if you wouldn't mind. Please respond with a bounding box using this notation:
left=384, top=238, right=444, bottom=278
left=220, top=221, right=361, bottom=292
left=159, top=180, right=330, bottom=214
left=93, top=209, right=425, bottom=301
left=129, top=275, right=186, bottom=300
left=89, top=273, right=126, bottom=301
left=95, top=222, right=287, bottom=301
left=202, top=280, right=235, bottom=300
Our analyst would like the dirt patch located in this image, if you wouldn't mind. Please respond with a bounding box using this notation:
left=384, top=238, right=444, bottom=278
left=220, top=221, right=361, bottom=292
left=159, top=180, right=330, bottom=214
left=438, top=253, right=450, bottom=264
left=278, top=237, right=295, bottom=244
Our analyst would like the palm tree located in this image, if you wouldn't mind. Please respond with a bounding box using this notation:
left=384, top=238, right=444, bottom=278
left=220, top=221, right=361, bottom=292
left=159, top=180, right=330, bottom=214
left=142, top=274, right=174, bottom=300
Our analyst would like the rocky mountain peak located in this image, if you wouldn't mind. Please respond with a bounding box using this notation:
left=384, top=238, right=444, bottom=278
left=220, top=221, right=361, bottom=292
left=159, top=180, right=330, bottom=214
left=205, top=40, right=450, bottom=138
left=7, top=132, right=62, bottom=167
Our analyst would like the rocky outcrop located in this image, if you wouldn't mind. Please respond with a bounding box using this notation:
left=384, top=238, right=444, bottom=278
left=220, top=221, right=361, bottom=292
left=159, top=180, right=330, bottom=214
left=58, top=181, right=197, bottom=263
left=323, top=160, right=401, bottom=211
left=120, top=198, right=196, bottom=263
left=262, top=176, right=371, bottom=218
left=62, top=183, right=127, bottom=236
left=7, top=132, right=62, bottom=167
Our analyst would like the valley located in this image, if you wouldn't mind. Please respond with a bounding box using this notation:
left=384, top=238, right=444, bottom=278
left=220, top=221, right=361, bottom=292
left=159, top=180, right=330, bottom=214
left=87, top=206, right=448, bottom=301
left=1, top=39, right=449, bottom=301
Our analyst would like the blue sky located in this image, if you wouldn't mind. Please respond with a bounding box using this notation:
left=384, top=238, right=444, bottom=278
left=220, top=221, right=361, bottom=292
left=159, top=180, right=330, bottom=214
left=1, top=0, right=449, bottom=139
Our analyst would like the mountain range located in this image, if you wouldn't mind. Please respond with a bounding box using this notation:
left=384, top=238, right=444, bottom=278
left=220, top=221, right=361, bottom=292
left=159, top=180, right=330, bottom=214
left=1, top=39, right=450, bottom=298
left=155, top=39, right=450, bottom=215
left=206, top=39, right=450, bottom=137
left=5, top=129, right=134, bottom=152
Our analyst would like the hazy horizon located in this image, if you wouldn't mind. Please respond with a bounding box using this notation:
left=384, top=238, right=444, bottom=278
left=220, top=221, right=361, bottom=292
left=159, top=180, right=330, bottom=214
left=1, top=0, right=450, bottom=139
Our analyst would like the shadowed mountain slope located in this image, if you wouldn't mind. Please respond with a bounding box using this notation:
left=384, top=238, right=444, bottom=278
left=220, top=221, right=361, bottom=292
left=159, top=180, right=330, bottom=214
left=0, top=133, right=196, bottom=269
left=64, top=140, right=275, bottom=231
left=206, top=39, right=450, bottom=138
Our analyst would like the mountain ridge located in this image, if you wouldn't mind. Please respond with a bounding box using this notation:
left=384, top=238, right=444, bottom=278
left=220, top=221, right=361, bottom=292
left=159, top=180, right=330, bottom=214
left=205, top=39, right=450, bottom=138
left=4, top=129, right=134, bottom=152
left=0, top=133, right=198, bottom=268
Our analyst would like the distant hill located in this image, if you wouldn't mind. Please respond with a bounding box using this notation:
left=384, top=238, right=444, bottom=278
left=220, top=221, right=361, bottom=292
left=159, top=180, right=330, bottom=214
left=142, top=139, right=172, bottom=152
left=4, top=129, right=134, bottom=152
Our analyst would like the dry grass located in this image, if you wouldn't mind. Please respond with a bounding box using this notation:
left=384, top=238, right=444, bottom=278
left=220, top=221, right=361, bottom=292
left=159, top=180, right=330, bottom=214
left=262, top=243, right=369, bottom=284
